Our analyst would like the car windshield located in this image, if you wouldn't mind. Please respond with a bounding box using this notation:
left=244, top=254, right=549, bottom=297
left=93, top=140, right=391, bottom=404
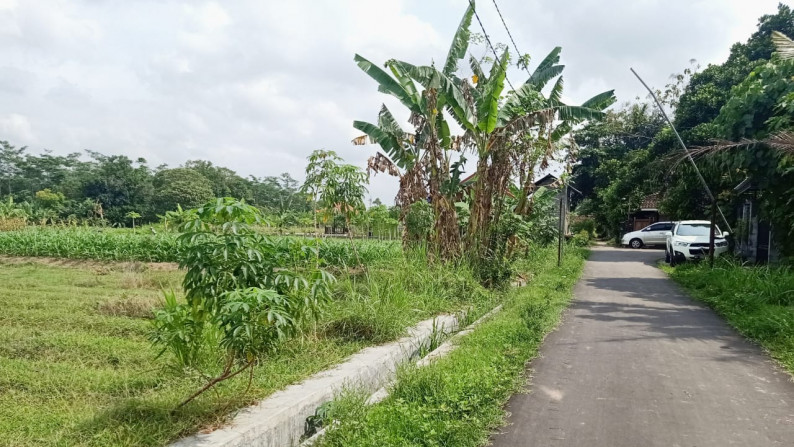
left=676, top=223, right=721, bottom=237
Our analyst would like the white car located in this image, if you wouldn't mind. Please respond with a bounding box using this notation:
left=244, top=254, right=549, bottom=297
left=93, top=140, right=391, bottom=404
left=665, top=220, right=729, bottom=265
left=621, top=222, right=675, bottom=249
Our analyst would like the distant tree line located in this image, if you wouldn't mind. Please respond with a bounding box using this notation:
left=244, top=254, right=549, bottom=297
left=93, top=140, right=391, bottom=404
left=0, top=142, right=312, bottom=225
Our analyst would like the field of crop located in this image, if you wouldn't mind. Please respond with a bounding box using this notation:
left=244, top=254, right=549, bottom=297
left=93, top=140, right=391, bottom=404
left=0, top=227, right=400, bottom=266
left=0, top=250, right=497, bottom=447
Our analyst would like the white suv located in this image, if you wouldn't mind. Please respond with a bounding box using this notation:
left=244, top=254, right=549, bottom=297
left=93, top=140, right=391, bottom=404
left=621, top=222, right=675, bottom=249
left=665, top=220, right=729, bottom=265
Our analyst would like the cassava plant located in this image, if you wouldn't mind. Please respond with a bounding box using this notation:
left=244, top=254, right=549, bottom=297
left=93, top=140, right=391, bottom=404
left=151, top=198, right=334, bottom=409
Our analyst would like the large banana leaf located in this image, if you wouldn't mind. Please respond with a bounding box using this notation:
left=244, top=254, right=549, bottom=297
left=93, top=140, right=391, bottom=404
left=527, top=64, right=565, bottom=90
left=550, top=121, right=573, bottom=142
left=478, top=50, right=509, bottom=134
left=556, top=105, right=606, bottom=121
left=581, top=90, right=617, bottom=111
left=531, top=47, right=562, bottom=75
left=352, top=120, right=415, bottom=169
left=443, top=1, right=475, bottom=76
left=386, top=61, right=421, bottom=107
left=377, top=105, right=408, bottom=138
left=391, top=59, right=475, bottom=132
left=526, top=47, right=564, bottom=90
left=549, top=76, right=564, bottom=106
left=355, top=54, right=420, bottom=114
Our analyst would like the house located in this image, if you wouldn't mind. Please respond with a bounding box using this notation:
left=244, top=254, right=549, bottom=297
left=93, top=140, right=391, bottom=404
left=733, top=178, right=779, bottom=263
left=625, top=193, right=668, bottom=232
left=529, top=174, right=573, bottom=236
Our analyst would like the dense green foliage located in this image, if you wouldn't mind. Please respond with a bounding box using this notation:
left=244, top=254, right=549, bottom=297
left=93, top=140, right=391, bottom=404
left=665, top=259, right=794, bottom=372
left=0, top=226, right=400, bottom=265
left=315, top=245, right=587, bottom=447
left=0, top=142, right=312, bottom=226
left=572, top=4, right=794, bottom=254
left=151, top=198, right=337, bottom=406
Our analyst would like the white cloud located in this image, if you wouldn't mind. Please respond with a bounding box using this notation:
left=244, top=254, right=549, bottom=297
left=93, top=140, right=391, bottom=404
left=0, top=113, right=35, bottom=143
left=0, top=0, right=785, bottom=203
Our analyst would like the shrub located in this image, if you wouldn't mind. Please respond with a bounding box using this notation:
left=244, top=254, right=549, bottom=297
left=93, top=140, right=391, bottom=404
left=570, top=217, right=596, bottom=239
left=150, top=198, right=335, bottom=408
left=571, top=230, right=591, bottom=247
left=405, top=200, right=433, bottom=243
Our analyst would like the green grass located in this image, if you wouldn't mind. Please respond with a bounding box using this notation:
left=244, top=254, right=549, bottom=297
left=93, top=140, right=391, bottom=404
left=314, top=246, right=588, bottom=447
left=662, top=258, right=794, bottom=373
left=0, top=226, right=400, bottom=266
left=0, top=250, right=497, bottom=447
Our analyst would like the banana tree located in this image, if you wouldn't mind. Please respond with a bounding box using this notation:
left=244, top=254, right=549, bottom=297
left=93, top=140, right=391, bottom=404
left=352, top=2, right=475, bottom=259
left=390, top=42, right=614, bottom=259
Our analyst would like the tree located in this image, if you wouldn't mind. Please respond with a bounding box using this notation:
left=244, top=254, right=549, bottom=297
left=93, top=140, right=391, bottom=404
left=0, top=141, right=26, bottom=197
left=184, top=160, right=252, bottom=201
left=152, top=168, right=215, bottom=216
left=151, top=198, right=334, bottom=408
left=675, top=4, right=794, bottom=130
left=34, top=188, right=65, bottom=210
left=125, top=211, right=141, bottom=230
left=81, top=153, right=154, bottom=224
left=301, top=150, right=343, bottom=236
left=352, top=2, right=476, bottom=257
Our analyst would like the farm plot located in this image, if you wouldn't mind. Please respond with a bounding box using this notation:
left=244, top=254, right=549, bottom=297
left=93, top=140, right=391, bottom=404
left=0, top=226, right=400, bottom=266
left=0, top=250, right=496, bottom=447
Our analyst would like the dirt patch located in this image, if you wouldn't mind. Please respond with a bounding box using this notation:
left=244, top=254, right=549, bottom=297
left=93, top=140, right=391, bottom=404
left=96, top=295, right=161, bottom=319
left=0, top=255, right=179, bottom=271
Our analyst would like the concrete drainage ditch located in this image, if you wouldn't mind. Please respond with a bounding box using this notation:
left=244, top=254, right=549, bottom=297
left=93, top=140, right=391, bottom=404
left=170, top=311, right=468, bottom=447
left=170, top=304, right=503, bottom=447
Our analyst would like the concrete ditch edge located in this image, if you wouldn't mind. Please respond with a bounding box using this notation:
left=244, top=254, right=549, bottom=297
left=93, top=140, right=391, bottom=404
left=170, top=314, right=461, bottom=447
left=302, top=304, right=505, bottom=446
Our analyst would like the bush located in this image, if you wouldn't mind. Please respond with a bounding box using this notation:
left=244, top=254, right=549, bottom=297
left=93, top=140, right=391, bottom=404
left=570, top=217, right=596, bottom=239
left=571, top=230, right=591, bottom=247
left=150, top=198, right=335, bottom=408
left=405, top=200, right=433, bottom=243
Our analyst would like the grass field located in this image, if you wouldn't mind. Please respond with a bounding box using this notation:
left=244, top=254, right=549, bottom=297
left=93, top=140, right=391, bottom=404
left=314, top=246, right=588, bottom=447
left=663, top=258, right=794, bottom=374
left=0, top=251, right=496, bottom=447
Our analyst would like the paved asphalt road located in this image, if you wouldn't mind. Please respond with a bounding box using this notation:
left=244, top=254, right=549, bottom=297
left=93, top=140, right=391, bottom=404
left=490, top=246, right=794, bottom=447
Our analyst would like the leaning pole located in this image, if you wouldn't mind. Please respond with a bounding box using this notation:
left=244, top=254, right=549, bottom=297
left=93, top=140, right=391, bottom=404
left=630, top=68, right=732, bottom=267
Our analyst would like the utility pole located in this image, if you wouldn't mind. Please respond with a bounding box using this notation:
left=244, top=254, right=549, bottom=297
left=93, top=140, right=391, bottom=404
left=631, top=68, right=732, bottom=269
left=557, top=184, right=567, bottom=267
left=709, top=201, right=717, bottom=268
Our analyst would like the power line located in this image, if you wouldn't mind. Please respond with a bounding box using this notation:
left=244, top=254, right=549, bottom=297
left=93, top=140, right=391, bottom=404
left=490, top=0, right=531, bottom=78
left=467, top=0, right=516, bottom=92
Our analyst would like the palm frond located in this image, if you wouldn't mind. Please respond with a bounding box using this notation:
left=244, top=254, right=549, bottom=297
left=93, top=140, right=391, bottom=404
left=773, top=31, right=794, bottom=61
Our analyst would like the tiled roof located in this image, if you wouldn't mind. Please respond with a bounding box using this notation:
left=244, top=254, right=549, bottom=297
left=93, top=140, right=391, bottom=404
left=640, top=193, right=660, bottom=210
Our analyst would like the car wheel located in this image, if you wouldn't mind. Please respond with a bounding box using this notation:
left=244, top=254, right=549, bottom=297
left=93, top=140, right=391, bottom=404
left=665, top=249, right=671, bottom=264
left=669, top=251, right=677, bottom=267
left=629, top=238, right=643, bottom=249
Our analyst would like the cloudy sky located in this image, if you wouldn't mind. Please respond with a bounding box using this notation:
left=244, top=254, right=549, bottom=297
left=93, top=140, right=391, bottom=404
left=0, top=0, right=783, bottom=203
